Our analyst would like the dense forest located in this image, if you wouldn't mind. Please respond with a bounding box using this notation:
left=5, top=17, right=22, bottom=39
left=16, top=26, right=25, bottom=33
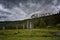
left=0, top=11, right=60, bottom=29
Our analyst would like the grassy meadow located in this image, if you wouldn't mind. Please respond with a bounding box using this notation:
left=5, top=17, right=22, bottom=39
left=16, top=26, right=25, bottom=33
left=0, top=29, right=60, bottom=40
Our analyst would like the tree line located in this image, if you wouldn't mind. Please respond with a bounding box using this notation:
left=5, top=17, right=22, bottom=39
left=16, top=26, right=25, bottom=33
left=0, top=11, right=60, bottom=29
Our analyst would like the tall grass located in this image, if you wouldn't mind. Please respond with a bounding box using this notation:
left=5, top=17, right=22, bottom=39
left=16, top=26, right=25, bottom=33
left=0, top=29, right=60, bottom=40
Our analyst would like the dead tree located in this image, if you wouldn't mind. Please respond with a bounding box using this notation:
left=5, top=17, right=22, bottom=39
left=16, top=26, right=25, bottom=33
left=16, top=26, right=18, bottom=30
left=3, top=26, right=5, bottom=30
left=23, top=24, right=25, bottom=29
left=27, top=21, right=29, bottom=29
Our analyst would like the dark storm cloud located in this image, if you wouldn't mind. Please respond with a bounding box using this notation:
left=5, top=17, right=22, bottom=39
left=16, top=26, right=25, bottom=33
left=0, top=0, right=55, bottom=8
left=0, top=0, right=20, bottom=8
left=0, top=0, right=60, bottom=21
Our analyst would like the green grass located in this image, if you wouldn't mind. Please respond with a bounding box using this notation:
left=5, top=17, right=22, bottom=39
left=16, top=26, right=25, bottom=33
left=0, top=36, right=60, bottom=40
left=0, top=29, right=60, bottom=40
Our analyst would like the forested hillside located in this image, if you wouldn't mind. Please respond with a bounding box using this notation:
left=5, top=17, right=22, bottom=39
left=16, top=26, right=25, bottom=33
left=0, top=11, right=60, bottom=29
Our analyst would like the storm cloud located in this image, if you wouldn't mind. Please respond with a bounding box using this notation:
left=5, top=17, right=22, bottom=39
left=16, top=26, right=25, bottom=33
left=0, top=0, right=60, bottom=21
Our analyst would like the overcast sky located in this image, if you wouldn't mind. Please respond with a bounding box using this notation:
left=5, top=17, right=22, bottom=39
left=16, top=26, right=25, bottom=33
left=0, top=0, right=60, bottom=21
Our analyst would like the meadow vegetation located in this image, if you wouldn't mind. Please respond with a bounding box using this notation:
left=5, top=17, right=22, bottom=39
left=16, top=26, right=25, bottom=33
left=0, top=11, right=60, bottom=40
left=0, top=29, right=60, bottom=40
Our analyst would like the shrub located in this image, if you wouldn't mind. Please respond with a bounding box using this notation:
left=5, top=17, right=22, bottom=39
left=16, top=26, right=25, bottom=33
left=56, top=24, right=60, bottom=28
left=14, top=32, right=18, bottom=35
left=46, top=26, right=52, bottom=28
left=0, top=32, right=5, bottom=35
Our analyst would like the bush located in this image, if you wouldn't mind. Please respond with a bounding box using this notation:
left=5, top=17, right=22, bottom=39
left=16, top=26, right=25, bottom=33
left=46, top=26, right=52, bottom=28
left=56, top=24, right=60, bottom=28
left=0, top=32, right=5, bottom=35
left=14, top=32, right=18, bottom=35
